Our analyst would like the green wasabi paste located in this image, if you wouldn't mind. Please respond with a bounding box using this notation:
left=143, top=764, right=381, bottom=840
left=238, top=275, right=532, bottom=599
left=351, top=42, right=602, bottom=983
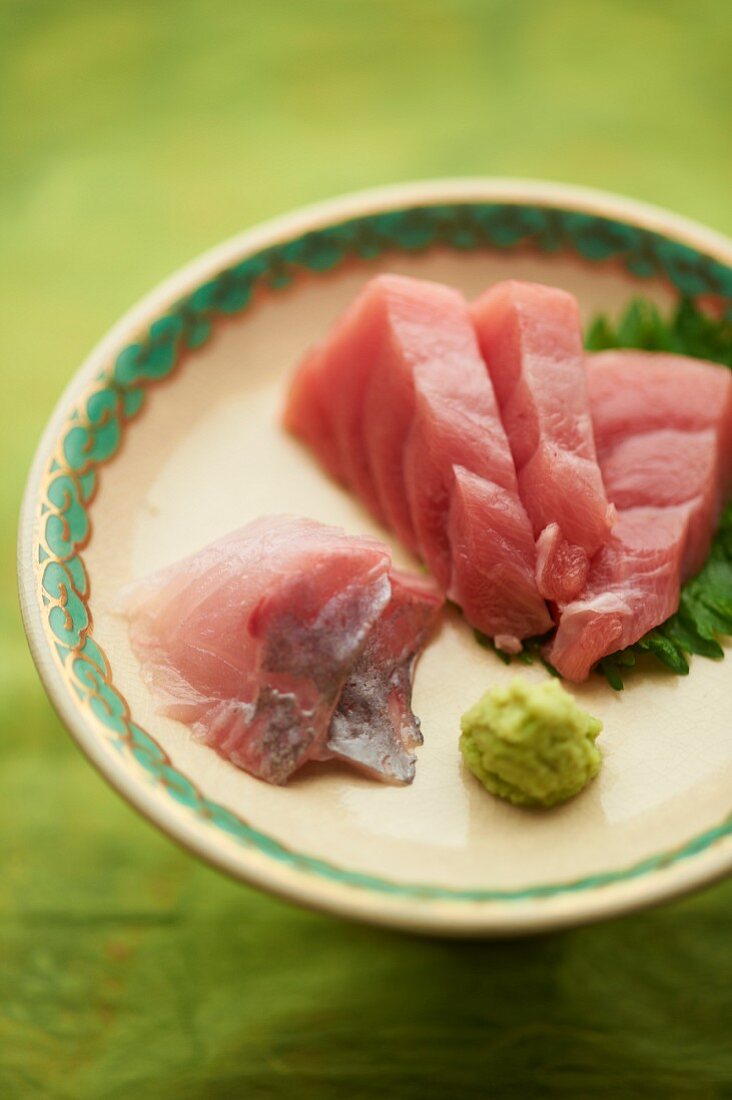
left=460, top=677, right=602, bottom=808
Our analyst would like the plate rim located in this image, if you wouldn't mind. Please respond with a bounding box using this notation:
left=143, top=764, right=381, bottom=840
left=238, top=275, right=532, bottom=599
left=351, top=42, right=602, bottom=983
left=18, top=177, right=732, bottom=936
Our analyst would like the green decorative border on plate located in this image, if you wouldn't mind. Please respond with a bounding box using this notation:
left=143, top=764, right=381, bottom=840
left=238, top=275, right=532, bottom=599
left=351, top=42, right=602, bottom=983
left=37, top=202, right=732, bottom=903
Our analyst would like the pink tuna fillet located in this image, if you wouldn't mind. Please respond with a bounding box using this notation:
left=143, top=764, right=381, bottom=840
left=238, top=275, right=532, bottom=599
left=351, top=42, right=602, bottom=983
left=282, top=348, right=344, bottom=487
left=471, top=281, right=615, bottom=602
left=590, top=352, right=730, bottom=580
left=548, top=350, right=732, bottom=681
left=598, top=428, right=719, bottom=578
left=588, top=350, right=732, bottom=522
left=325, top=569, right=443, bottom=783
left=284, top=286, right=391, bottom=523
left=120, top=517, right=397, bottom=785
left=448, top=466, right=553, bottom=646
left=534, top=523, right=593, bottom=606
left=284, top=274, right=550, bottom=645
left=399, top=287, right=519, bottom=589
left=361, top=274, right=501, bottom=556
left=546, top=506, right=690, bottom=682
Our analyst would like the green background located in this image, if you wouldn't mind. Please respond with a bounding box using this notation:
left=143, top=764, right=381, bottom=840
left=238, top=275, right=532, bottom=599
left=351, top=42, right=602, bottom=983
left=3, top=1, right=731, bottom=1096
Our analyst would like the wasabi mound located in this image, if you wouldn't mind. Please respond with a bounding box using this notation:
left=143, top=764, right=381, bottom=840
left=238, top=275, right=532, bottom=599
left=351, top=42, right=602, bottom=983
left=460, top=677, right=602, bottom=808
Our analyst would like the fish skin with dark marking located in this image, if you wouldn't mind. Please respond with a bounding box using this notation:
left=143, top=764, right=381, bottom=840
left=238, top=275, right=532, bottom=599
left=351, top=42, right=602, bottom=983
left=325, top=569, right=443, bottom=784
left=120, top=516, right=443, bottom=785
left=120, top=517, right=392, bottom=784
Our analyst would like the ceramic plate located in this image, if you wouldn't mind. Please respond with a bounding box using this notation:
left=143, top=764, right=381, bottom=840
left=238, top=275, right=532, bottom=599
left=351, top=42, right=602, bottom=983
left=19, top=180, right=732, bottom=936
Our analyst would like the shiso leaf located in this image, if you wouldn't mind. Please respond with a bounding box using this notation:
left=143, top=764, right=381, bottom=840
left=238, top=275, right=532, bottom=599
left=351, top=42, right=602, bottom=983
left=634, top=630, right=690, bottom=675
left=596, top=658, right=626, bottom=693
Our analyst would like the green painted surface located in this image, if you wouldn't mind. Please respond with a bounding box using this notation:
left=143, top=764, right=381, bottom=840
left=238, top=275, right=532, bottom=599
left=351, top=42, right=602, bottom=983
left=3, top=2, right=732, bottom=1095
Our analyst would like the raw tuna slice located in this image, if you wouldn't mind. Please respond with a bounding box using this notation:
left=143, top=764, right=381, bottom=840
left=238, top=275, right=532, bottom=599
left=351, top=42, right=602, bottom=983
left=448, top=466, right=554, bottom=648
left=121, top=517, right=393, bottom=784
left=546, top=506, right=690, bottom=682
left=548, top=350, right=732, bottom=681
left=287, top=274, right=510, bottom=555
left=400, top=303, right=519, bottom=589
left=588, top=350, right=732, bottom=530
left=284, top=285, right=391, bottom=522
left=283, top=348, right=344, bottom=485
left=285, top=274, right=549, bottom=645
left=361, top=274, right=500, bottom=555
left=471, top=281, right=615, bottom=602
left=534, top=523, right=592, bottom=607
left=325, top=570, right=443, bottom=783
left=598, top=428, right=719, bottom=578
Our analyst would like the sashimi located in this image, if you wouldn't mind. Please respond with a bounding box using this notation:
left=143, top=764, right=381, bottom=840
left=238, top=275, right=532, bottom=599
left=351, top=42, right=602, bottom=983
left=325, top=570, right=443, bottom=783
left=120, top=516, right=441, bottom=785
left=548, top=351, right=732, bottom=680
left=360, top=275, right=502, bottom=556
left=286, top=274, right=514, bottom=555
left=284, top=274, right=550, bottom=645
left=471, top=281, right=615, bottom=602
left=534, top=523, right=592, bottom=606
left=448, top=467, right=553, bottom=648
left=598, top=428, right=719, bottom=578
left=546, top=506, right=690, bottom=682
left=284, top=284, right=392, bottom=523
left=588, top=350, right=732, bottom=514
left=282, top=347, right=344, bottom=486
left=401, top=316, right=519, bottom=589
